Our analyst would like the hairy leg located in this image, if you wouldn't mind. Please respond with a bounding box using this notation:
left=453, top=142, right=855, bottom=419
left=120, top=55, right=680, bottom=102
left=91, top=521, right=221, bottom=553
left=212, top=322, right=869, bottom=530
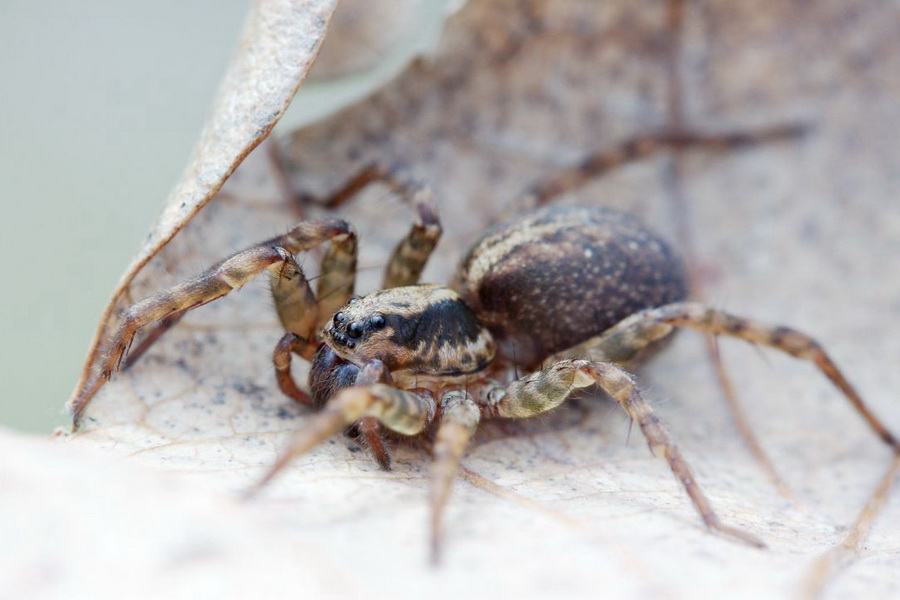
left=122, top=219, right=354, bottom=371
left=120, top=311, right=187, bottom=371
left=274, top=352, right=397, bottom=468
left=554, top=302, right=899, bottom=451
left=429, top=390, right=481, bottom=564
left=272, top=333, right=318, bottom=407
left=488, top=359, right=764, bottom=547
left=268, top=256, right=322, bottom=409
left=250, top=370, right=436, bottom=493
left=295, top=161, right=442, bottom=290
left=313, top=225, right=358, bottom=329
left=357, top=415, right=393, bottom=472
left=68, top=219, right=354, bottom=428
left=269, top=253, right=319, bottom=341
left=497, top=124, right=806, bottom=222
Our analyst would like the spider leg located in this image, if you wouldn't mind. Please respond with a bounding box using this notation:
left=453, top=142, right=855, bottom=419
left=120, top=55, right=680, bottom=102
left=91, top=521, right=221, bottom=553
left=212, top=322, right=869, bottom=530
left=122, top=219, right=355, bottom=372
left=250, top=372, right=436, bottom=493
left=277, top=358, right=397, bottom=469
left=488, top=359, right=764, bottom=547
left=269, top=251, right=319, bottom=341
left=705, top=334, right=797, bottom=501
left=68, top=219, right=354, bottom=429
left=313, top=225, right=358, bottom=329
left=358, top=415, right=393, bottom=472
left=121, top=310, right=187, bottom=370
left=292, top=160, right=442, bottom=290
left=268, top=256, right=321, bottom=408
left=498, top=123, right=807, bottom=221
left=374, top=166, right=441, bottom=289
left=351, top=359, right=400, bottom=471
left=429, top=390, right=480, bottom=564
left=272, top=333, right=317, bottom=406
left=556, top=301, right=899, bottom=451
left=269, top=217, right=358, bottom=403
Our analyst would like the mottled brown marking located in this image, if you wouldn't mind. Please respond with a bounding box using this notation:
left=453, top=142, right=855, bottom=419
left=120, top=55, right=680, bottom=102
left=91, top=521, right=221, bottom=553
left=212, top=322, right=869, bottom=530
left=456, top=205, right=687, bottom=367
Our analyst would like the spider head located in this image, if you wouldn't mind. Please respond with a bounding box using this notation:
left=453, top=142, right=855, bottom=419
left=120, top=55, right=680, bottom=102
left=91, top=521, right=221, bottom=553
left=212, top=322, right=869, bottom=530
left=310, top=284, right=496, bottom=404
left=321, top=284, right=459, bottom=370
left=326, top=296, right=390, bottom=353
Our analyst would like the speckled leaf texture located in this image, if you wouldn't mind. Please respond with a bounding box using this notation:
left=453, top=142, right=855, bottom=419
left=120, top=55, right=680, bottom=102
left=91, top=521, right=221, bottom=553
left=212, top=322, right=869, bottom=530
left=11, top=1, right=900, bottom=599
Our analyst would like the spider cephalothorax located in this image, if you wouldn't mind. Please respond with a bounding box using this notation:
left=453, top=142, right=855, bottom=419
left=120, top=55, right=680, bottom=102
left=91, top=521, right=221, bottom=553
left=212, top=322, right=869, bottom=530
left=322, top=285, right=494, bottom=376
left=69, top=154, right=900, bottom=562
left=310, top=285, right=495, bottom=407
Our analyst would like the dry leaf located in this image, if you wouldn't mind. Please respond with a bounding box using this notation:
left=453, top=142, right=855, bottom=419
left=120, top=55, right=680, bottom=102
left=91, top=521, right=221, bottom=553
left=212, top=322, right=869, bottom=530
left=38, top=1, right=900, bottom=598
left=280, top=0, right=464, bottom=130
left=70, top=0, right=340, bottom=401
left=304, top=0, right=428, bottom=81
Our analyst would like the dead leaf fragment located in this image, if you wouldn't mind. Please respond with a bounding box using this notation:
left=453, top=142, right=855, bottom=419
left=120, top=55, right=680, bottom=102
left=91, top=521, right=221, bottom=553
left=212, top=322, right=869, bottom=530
left=70, top=0, right=340, bottom=408
left=305, top=0, right=426, bottom=81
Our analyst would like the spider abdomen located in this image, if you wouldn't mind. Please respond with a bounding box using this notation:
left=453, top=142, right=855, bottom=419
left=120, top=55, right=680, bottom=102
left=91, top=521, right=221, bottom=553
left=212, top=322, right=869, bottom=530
left=455, top=206, right=688, bottom=367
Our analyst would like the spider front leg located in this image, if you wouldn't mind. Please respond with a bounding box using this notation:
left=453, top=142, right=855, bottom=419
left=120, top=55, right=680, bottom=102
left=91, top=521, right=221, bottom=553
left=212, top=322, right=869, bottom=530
left=270, top=228, right=356, bottom=407
left=270, top=161, right=443, bottom=408
left=487, top=359, right=765, bottom=547
left=272, top=334, right=318, bottom=407
left=296, top=160, right=442, bottom=291
left=124, top=220, right=355, bottom=370
left=272, top=160, right=442, bottom=445
left=429, top=390, right=481, bottom=564
left=555, top=302, right=900, bottom=451
left=250, top=361, right=436, bottom=491
left=68, top=219, right=355, bottom=428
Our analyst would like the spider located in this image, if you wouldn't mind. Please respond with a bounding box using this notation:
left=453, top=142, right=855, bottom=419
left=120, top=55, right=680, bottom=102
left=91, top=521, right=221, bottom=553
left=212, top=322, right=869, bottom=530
left=68, top=130, right=899, bottom=562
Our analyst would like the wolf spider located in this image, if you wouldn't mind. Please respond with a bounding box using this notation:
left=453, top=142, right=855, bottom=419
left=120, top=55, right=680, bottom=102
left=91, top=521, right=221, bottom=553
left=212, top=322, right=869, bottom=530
left=69, top=128, right=899, bottom=561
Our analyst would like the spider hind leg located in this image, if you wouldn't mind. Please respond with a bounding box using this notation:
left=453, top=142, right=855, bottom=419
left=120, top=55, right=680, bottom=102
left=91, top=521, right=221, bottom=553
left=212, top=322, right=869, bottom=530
left=562, top=302, right=899, bottom=451
left=488, top=358, right=765, bottom=547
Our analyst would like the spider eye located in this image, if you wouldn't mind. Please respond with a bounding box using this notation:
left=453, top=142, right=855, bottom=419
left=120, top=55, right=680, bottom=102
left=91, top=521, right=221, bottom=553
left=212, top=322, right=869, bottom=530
left=347, top=322, right=364, bottom=339
left=333, top=312, right=345, bottom=324
left=370, top=315, right=385, bottom=329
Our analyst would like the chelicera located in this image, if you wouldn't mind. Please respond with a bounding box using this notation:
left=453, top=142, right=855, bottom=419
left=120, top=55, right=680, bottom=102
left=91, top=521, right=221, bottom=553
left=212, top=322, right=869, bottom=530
left=69, top=134, right=900, bottom=561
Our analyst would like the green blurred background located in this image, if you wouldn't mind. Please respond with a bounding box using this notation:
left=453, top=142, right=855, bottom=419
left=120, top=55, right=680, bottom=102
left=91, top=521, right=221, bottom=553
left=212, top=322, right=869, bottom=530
left=0, top=2, right=253, bottom=432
